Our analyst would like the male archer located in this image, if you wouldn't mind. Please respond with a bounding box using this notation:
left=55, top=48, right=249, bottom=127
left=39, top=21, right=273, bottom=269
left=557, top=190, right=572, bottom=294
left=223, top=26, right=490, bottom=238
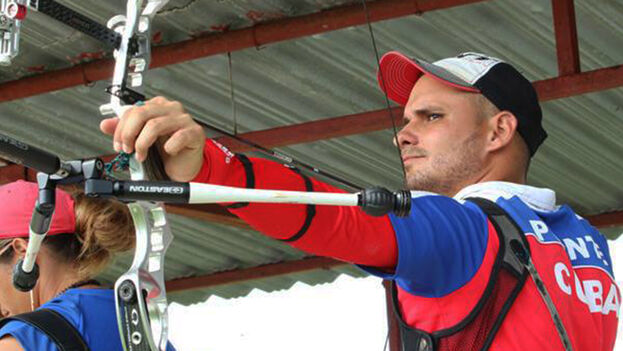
left=101, top=51, right=619, bottom=351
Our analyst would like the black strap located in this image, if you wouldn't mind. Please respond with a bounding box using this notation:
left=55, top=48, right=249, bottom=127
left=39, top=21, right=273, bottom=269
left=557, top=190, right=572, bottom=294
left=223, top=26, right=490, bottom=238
left=223, top=155, right=316, bottom=241
left=224, top=154, right=255, bottom=210
left=467, top=198, right=528, bottom=276
left=0, top=309, right=90, bottom=351
left=280, top=167, right=316, bottom=242
left=389, top=197, right=568, bottom=351
left=468, top=197, right=572, bottom=351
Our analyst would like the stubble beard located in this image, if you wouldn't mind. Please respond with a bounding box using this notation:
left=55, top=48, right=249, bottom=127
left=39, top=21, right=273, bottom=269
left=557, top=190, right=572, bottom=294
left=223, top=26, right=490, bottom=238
left=404, top=131, right=485, bottom=195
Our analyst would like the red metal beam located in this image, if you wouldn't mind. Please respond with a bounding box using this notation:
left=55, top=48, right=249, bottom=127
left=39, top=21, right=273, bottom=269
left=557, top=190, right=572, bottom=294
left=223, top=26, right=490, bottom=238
left=0, top=163, right=36, bottom=183
left=1, top=65, right=622, bottom=229
left=587, top=211, right=623, bottom=229
left=0, top=0, right=486, bottom=104
left=217, top=107, right=402, bottom=152
left=217, top=66, right=623, bottom=153
left=551, top=0, right=580, bottom=76
left=534, top=65, right=622, bottom=101
left=166, top=256, right=344, bottom=293
left=166, top=204, right=248, bottom=228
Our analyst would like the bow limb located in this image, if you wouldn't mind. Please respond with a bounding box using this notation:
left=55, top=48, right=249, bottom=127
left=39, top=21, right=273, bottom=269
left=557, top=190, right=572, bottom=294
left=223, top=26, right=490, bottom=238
left=100, top=0, right=168, bottom=117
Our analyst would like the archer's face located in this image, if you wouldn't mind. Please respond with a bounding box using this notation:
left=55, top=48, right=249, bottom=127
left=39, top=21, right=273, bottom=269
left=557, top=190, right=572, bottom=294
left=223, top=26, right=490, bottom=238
left=396, top=75, right=488, bottom=196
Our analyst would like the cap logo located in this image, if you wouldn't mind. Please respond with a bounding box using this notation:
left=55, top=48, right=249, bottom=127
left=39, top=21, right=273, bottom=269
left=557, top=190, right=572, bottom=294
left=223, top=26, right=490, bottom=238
left=435, top=52, right=503, bottom=85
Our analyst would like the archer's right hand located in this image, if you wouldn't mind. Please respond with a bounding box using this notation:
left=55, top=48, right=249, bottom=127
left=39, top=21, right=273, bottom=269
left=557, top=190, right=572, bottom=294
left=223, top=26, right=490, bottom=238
left=99, top=96, right=206, bottom=182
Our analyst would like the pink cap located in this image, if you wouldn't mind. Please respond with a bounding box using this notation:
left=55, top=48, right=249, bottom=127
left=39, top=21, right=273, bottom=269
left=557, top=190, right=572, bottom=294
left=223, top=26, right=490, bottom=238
left=0, top=180, right=76, bottom=239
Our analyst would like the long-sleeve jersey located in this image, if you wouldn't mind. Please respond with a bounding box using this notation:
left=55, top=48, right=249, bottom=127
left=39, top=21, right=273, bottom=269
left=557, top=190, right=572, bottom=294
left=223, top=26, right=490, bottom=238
left=193, top=139, right=620, bottom=351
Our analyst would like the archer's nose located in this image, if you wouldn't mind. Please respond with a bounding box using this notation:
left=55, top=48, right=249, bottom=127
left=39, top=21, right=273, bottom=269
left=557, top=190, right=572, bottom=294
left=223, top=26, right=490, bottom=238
left=395, top=122, right=419, bottom=149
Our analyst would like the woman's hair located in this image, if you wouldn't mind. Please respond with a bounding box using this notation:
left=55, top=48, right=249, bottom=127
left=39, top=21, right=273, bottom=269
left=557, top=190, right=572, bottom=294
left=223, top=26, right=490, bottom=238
left=0, top=188, right=135, bottom=278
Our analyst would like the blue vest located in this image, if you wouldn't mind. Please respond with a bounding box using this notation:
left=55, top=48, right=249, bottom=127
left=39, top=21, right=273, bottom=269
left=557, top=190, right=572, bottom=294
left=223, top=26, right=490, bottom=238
left=0, top=289, right=176, bottom=351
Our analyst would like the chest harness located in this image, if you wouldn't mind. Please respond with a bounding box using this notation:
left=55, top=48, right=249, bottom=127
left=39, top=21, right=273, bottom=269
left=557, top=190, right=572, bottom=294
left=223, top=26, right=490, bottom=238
left=391, top=198, right=572, bottom=351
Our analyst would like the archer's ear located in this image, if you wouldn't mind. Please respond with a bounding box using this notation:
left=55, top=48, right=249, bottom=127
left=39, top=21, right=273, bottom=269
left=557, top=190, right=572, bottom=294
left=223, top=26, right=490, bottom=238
left=486, top=111, right=518, bottom=153
left=10, top=239, right=28, bottom=258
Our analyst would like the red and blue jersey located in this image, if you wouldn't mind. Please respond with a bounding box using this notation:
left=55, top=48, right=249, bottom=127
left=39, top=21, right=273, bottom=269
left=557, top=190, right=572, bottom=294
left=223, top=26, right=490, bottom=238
left=362, top=189, right=619, bottom=350
left=194, top=140, right=619, bottom=351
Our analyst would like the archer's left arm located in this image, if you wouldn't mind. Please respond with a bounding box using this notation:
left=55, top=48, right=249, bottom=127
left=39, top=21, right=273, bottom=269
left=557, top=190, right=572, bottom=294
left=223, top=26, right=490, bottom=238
left=192, top=139, right=399, bottom=269
left=101, top=98, right=398, bottom=268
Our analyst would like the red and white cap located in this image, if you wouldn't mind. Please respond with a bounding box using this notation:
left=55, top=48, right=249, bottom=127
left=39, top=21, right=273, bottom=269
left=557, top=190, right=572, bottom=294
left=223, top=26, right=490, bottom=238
left=0, top=180, right=76, bottom=239
left=377, top=51, right=547, bottom=156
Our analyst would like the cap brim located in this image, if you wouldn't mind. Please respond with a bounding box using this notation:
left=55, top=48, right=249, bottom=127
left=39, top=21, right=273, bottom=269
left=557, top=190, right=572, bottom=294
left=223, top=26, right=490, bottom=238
left=0, top=180, right=76, bottom=239
left=378, top=51, right=480, bottom=106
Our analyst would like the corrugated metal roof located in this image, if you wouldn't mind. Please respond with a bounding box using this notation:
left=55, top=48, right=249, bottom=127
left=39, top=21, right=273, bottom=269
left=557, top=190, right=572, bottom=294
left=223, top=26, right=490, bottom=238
left=0, top=0, right=621, bottom=304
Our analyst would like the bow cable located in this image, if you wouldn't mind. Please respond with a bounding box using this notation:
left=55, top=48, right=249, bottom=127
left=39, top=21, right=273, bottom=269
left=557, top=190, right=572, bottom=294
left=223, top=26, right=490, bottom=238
left=360, top=1, right=408, bottom=350
left=360, top=0, right=408, bottom=189
left=227, top=52, right=238, bottom=136
left=210, top=50, right=364, bottom=191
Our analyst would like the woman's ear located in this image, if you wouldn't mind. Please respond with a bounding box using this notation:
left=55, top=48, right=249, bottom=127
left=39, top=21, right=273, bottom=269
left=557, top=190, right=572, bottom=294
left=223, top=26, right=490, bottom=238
left=486, top=111, right=519, bottom=153
left=10, top=239, right=28, bottom=260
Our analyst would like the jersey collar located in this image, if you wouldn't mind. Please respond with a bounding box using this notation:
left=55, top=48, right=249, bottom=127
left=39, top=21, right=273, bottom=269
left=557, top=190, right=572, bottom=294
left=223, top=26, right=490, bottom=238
left=454, top=181, right=557, bottom=211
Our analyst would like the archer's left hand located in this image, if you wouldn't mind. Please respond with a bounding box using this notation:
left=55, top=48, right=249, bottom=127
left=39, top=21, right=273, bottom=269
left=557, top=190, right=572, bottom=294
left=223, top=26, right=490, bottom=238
left=99, top=96, right=206, bottom=182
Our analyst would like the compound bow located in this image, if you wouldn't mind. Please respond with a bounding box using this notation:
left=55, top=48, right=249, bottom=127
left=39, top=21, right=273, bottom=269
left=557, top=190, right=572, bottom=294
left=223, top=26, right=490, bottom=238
left=1, top=1, right=173, bottom=350
left=0, top=2, right=409, bottom=351
left=99, top=1, right=172, bottom=351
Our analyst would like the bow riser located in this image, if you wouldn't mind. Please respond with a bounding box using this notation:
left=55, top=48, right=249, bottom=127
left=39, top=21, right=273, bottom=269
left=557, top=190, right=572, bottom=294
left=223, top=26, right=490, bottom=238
left=101, top=2, right=172, bottom=351
left=115, top=201, right=173, bottom=351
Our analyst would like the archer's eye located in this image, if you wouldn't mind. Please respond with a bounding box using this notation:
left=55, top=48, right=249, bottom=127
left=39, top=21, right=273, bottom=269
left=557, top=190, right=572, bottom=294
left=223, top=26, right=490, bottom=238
left=428, top=113, right=443, bottom=121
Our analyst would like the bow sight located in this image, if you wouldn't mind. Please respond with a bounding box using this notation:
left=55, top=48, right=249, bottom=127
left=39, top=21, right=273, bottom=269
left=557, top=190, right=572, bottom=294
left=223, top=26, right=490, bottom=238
left=1, top=0, right=121, bottom=65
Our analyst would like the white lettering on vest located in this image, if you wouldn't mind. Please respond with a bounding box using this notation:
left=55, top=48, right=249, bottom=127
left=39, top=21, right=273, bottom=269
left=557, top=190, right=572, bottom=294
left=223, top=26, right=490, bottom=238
left=211, top=140, right=234, bottom=164
left=529, top=220, right=549, bottom=241
left=574, top=272, right=588, bottom=304
left=603, top=284, right=620, bottom=317
left=562, top=238, right=589, bottom=260
left=553, top=261, right=620, bottom=316
left=583, top=280, right=603, bottom=313
left=554, top=262, right=572, bottom=295
left=584, top=236, right=608, bottom=266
